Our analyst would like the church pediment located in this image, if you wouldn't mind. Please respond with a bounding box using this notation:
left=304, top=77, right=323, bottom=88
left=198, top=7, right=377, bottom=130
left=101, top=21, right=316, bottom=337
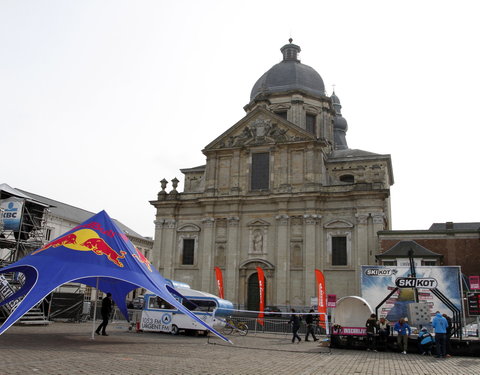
left=204, top=108, right=315, bottom=151
left=324, top=219, right=354, bottom=229
left=177, top=223, right=201, bottom=232
left=247, top=219, right=271, bottom=227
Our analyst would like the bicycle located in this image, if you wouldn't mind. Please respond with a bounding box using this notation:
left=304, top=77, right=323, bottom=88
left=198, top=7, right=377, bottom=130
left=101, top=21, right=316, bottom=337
left=221, top=317, right=249, bottom=336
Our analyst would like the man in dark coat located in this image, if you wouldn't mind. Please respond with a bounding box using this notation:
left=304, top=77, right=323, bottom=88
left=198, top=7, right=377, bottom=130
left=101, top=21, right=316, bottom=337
left=288, top=309, right=301, bottom=343
left=96, top=292, right=113, bottom=336
left=305, top=309, right=319, bottom=342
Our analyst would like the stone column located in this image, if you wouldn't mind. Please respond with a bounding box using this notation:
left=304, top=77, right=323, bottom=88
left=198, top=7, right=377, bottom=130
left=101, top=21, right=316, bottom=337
left=226, top=216, right=240, bottom=302
left=200, top=217, right=215, bottom=292
left=275, top=214, right=289, bottom=306
left=355, top=213, right=369, bottom=294
left=371, top=212, right=386, bottom=263
left=304, top=214, right=320, bottom=304
left=230, top=150, right=241, bottom=194
left=152, top=219, right=165, bottom=271
left=305, top=145, right=316, bottom=190
left=162, top=219, right=177, bottom=280
left=204, top=155, right=217, bottom=196
left=290, top=95, right=304, bottom=127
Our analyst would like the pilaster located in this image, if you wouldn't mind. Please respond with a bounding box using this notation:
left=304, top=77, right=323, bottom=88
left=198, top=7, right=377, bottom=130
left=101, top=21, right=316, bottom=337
left=200, top=217, right=215, bottom=291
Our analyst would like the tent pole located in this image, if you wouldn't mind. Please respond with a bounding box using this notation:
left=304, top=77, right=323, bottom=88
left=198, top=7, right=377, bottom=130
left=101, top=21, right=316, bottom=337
left=91, top=277, right=99, bottom=340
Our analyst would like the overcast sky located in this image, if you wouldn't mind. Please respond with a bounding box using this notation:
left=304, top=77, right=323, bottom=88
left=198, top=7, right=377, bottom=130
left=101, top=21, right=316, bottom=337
left=2, top=1, right=479, bottom=238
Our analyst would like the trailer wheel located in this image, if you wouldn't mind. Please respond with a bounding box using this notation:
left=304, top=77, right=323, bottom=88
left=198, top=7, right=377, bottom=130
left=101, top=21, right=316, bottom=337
left=171, top=325, right=179, bottom=335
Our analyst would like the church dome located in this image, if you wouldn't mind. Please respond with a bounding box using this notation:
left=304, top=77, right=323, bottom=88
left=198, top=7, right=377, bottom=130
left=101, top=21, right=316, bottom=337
left=250, top=40, right=326, bottom=101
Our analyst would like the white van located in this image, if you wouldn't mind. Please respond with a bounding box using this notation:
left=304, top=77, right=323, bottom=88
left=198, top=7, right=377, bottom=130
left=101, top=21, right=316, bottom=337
left=140, top=280, right=233, bottom=336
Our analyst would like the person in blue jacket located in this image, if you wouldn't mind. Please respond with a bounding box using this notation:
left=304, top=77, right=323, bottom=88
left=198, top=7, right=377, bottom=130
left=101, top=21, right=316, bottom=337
left=418, top=327, right=435, bottom=355
left=432, top=311, right=448, bottom=358
left=394, top=318, right=411, bottom=354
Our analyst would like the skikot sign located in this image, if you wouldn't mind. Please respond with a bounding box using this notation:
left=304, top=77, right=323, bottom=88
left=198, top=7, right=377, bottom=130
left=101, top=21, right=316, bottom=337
left=395, top=277, right=438, bottom=289
left=361, top=265, right=462, bottom=321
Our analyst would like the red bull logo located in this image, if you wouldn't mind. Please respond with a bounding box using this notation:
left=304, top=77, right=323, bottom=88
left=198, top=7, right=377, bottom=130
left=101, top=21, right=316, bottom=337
left=32, top=229, right=127, bottom=267
left=133, top=247, right=152, bottom=272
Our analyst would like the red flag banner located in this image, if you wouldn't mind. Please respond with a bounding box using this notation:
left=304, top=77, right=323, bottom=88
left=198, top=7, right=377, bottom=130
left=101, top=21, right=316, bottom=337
left=214, top=267, right=224, bottom=299
left=315, top=269, right=327, bottom=328
left=256, top=267, right=265, bottom=325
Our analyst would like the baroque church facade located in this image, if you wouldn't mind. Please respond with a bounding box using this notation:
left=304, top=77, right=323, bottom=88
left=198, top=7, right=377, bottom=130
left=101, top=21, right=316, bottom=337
left=151, top=40, right=394, bottom=309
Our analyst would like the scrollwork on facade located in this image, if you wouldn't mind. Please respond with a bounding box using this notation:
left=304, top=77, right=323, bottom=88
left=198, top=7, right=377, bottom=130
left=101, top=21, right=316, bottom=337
left=355, top=214, right=369, bottom=225
left=213, top=117, right=310, bottom=149
left=154, top=219, right=165, bottom=229
left=275, top=214, right=290, bottom=225
left=372, top=213, right=385, bottom=225
left=201, top=217, right=215, bottom=227
left=303, top=214, right=321, bottom=225
left=227, top=216, right=240, bottom=226
left=164, top=219, right=176, bottom=229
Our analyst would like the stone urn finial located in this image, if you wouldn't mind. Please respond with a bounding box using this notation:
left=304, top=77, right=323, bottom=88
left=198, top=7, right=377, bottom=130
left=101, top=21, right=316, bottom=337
left=171, top=177, right=179, bottom=192
left=160, top=178, right=168, bottom=192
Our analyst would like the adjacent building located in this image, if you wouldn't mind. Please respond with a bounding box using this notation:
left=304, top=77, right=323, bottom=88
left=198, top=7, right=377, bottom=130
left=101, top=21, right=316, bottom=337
left=378, top=222, right=480, bottom=281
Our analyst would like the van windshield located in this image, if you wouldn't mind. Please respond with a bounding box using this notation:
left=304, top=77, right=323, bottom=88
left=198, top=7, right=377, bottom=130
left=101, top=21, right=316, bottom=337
left=183, top=299, right=216, bottom=312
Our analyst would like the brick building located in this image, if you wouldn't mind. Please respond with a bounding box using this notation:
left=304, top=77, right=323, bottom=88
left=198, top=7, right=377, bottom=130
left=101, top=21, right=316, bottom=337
left=378, top=222, right=480, bottom=280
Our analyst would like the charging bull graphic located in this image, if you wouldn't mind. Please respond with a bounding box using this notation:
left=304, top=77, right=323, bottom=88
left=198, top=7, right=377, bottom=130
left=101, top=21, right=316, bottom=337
left=132, top=247, right=152, bottom=272
left=0, top=210, right=232, bottom=343
left=32, top=229, right=127, bottom=267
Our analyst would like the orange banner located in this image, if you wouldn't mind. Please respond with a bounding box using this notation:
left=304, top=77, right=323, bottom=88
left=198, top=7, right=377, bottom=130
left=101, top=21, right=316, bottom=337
left=214, top=267, right=224, bottom=299
left=256, top=267, right=265, bottom=325
left=315, top=269, right=327, bottom=328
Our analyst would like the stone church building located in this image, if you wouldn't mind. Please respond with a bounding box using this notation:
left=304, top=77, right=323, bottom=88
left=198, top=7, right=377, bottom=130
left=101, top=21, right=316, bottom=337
left=151, top=40, right=394, bottom=310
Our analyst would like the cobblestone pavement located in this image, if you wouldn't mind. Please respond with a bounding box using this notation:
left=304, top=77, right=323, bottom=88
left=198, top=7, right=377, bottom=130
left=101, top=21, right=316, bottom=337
left=1, top=322, right=480, bottom=375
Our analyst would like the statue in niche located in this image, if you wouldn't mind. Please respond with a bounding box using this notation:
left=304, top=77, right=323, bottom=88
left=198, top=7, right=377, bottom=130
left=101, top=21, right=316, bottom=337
left=253, top=229, right=263, bottom=253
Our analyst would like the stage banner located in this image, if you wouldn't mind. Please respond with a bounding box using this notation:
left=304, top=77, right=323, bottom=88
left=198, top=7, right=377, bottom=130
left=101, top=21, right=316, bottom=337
left=214, top=266, right=224, bottom=299
left=469, top=276, right=480, bottom=290
left=315, top=269, right=327, bottom=328
left=256, top=266, right=265, bottom=325
left=361, top=265, right=463, bottom=321
left=0, top=197, right=24, bottom=231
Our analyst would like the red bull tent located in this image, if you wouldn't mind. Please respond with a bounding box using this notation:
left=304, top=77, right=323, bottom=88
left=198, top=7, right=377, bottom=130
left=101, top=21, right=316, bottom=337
left=0, top=210, right=230, bottom=343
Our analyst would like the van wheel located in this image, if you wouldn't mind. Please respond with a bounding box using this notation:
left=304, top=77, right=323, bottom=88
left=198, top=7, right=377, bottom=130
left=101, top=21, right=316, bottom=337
left=171, top=325, right=179, bottom=335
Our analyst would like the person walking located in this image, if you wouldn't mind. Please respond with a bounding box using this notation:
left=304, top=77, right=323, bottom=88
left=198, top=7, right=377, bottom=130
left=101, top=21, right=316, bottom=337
left=365, top=313, right=379, bottom=352
left=393, top=317, right=411, bottom=354
left=305, top=309, right=319, bottom=342
left=432, top=311, right=448, bottom=358
left=288, top=308, right=301, bottom=343
left=95, top=292, right=113, bottom=336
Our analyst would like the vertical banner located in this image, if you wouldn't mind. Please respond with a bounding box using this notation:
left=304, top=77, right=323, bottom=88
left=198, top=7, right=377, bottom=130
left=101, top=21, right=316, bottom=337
left=256, top=267, right=265, bottom=325
left=469, top=276, right=480, bottom=290
left=315, top=269, right=327, bottom=328
left=214, top=267, right=224, bottom=299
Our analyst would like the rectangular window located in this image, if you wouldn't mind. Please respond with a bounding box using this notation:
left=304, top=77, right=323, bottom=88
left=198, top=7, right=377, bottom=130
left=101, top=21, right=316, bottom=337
left=251, top=152, right=270, bottom=190
left=306, top=114, right=316, bottom=134
left=275, top=111, right=287, bottom=120
left=332, top=236, right=347, bottom=266
left=383, top=260, right=397, bottom=266
left=421, top=260, right=436, bottom=266
left=182, top=239, right=195, bottom=265
left=45, top=228, right=52, bottom=241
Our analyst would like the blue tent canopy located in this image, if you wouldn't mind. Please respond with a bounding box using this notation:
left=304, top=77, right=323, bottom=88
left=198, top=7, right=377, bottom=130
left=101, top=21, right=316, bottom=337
left=0, top=210, right=230, bottom=343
